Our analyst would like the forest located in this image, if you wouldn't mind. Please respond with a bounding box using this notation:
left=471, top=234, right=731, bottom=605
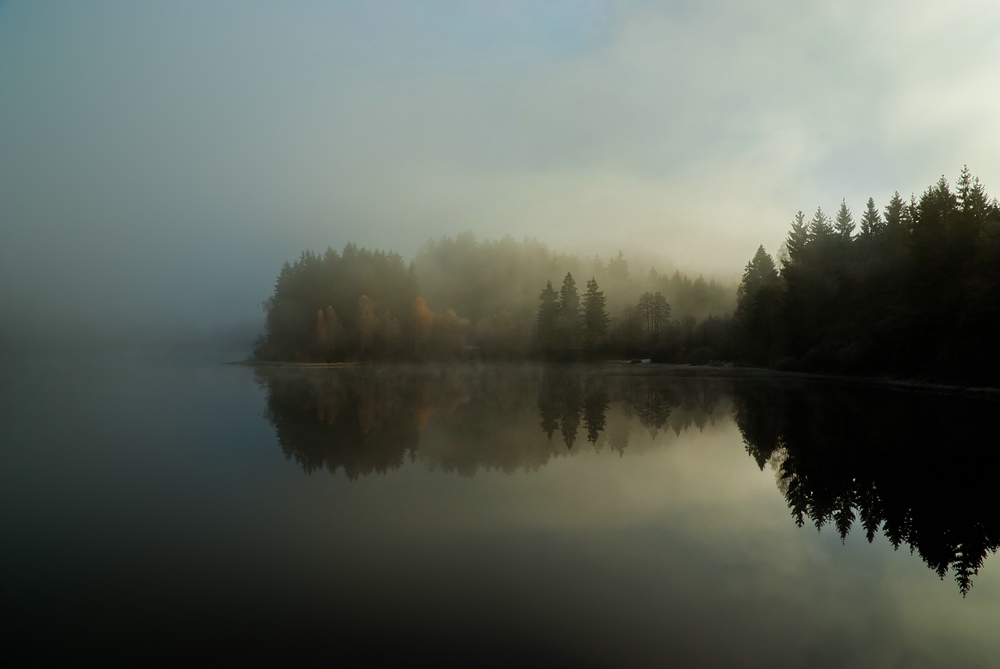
left=254, top=168, right=1000, bottom=384
left=736, top=167, right=1000, bottom=384
left=253, top=235, right=735, bottom=362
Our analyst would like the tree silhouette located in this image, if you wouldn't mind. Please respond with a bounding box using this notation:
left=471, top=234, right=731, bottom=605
left=536, top=281, right=560, bottom=354
left=558, top=273, right=582, bottom=347
left=834, top=199, right=855, bottom=240
left=582, top=277, right=609, bottom=348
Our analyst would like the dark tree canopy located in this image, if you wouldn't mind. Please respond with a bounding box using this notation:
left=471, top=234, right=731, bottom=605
left=737, top=168, right=1000, bottom=383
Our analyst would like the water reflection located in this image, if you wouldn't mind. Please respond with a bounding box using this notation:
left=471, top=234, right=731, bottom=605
left=256, top=365, right=1000, bottom=593
left=733, top=381, right=1000, bottom=595
left=258, top=365, right=729, bottom=477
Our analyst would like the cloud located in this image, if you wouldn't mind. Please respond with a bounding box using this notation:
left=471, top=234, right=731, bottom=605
left=2, top=0, right=999, bottom=342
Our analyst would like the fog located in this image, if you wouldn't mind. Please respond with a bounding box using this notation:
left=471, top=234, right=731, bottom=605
left=3, top=0, right=1000, bottom=350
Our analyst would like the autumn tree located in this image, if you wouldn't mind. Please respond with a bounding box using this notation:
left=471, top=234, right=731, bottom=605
left=413, top=297, right=434, bottom=350
left=315, top=306, right=343, bottom=361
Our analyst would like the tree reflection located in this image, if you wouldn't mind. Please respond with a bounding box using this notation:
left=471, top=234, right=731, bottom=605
left=733, top=381, right=1000, bottom=595
left=256, top=365, right=999, bottom=593
left=256, top=365, right=728, bottom=476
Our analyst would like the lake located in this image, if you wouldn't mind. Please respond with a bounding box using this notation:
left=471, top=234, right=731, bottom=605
left=2, top=355, right=999, bottom=667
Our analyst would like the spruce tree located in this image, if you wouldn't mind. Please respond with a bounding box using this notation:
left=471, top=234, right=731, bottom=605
left=859, top=197, right=883, bottom=238
left=736, top=245, right=779, bottom=320
left=809, top=207, right=833, bottom=241
left=536, top=281, right=560, bottom=351
left=784, top=211, right=809, bottom=269
left=558, top=273, right=582, bottom=346
left=607, top=251, right=630, bottom=281
left=736, top=245, right=780, bottom=362
left=834, top=200, right=855, bottom=239
left=582, top=277, right=609, bottom=347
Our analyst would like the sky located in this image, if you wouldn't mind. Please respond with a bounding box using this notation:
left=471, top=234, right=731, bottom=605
left=2, top=0, right=1000, bottom=346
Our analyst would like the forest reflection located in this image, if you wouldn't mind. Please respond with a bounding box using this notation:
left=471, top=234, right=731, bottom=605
left=256, top=365, right=1000, bottom=593
left=257, top=365, right=729, bottom=479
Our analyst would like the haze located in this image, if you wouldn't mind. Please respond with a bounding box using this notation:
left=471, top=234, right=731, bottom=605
left=3, top=0, right=999, bottom=349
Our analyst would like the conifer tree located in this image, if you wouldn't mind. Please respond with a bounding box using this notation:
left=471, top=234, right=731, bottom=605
left=809, top=207, right=833, bottom=240
left=582, top=277, right=609, bottom=347
left=736, top=246, right=780, bottom=362
left=607, top=251, right=630, bottom=281
left=834, top=200, right=855, bottom=239
left=784, top=211, right=809, bottom=269
left=859, top=197, right=883, bottom=238
left=883, top=191, right=908, bottom=249
left=736, top=246, right=779, bottom=319
left=536, top=281, right=560, bottom=351
left=558, top=273, right=582, bottom=345
left=957, top=165, right=973, bottom=209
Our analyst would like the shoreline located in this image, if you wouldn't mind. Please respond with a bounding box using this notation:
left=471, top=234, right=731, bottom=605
left=230, top=358, right=1000, bottom=397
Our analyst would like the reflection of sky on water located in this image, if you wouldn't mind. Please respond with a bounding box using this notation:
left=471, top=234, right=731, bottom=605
left=1, top=357, right=997, bottom=667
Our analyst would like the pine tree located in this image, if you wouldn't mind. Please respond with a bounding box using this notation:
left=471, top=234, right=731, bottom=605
left=607, top=251, right=630, bottom=281
left=957, top=165, right=973, bottom=210
left=736, top=246, right=779, bottom=320
left=558, top=273, right=582, bottom=345
left=883, top=191, right=907, bottom=247
left=809, top=207, right=833, bottom=240
left=784, top=211, right=809, bottom=269
left=859, top=197, right=883, bottom=238
left=736, top=245, right=780, bottom=362
left=834, top=199, right=855, bottom=240
left=582, top=277, right=609, bottom=347
left=536, top=281, right=560, bottom=351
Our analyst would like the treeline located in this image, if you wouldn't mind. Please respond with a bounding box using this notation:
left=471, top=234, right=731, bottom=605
left=532, top=271, right=725, bottom=360
left=735, top=168, right=1000, bottom=383
left=254, top=235, right=734, bottom=362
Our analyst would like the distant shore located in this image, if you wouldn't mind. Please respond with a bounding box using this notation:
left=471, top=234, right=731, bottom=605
left=230, top=358, right=1000, bottom=396
left=228, top=360, right=362, bottom=368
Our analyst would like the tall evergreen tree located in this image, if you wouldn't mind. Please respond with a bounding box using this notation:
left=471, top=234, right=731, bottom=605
left=736, top=246, right=779, bottom=319
left=607, top=251, right=630, bottom=281
left=859, top=197, right=883, bottom=238
left=809, top=207, right=833, bottom=240
left=558, top=273, right=582, bottom=345
left=883, top=191, right=908, bottom=248
left=834, top=200, right=855, bottom=240
left=784, top=211, right=809, bottom=269
left=536, top=281, right=560, bottom=351
left=736, top=246, right=781, bottom=363
left=582, top=277, right=609, bottom=347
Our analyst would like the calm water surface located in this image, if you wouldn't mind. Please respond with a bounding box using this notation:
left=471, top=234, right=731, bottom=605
left=2, top=356, right=999, bottom=667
